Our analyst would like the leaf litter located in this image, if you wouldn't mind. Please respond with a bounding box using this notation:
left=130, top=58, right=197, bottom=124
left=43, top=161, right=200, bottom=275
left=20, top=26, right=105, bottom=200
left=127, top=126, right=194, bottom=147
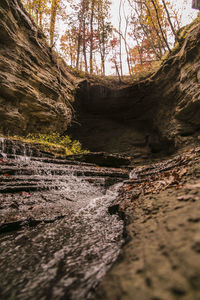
left=119, top=147, right=200, bottom=209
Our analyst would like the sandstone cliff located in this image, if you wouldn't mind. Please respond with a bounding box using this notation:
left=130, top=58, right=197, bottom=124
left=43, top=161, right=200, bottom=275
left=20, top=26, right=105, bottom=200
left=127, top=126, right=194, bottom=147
left=149, top=21, right=200, bottom=147
left=0, top=0, right=75, bottom=135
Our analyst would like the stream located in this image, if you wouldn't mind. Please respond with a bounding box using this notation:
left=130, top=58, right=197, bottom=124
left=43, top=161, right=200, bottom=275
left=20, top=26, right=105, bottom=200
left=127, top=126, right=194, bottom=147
left=0, top=139, right=127, bottom=299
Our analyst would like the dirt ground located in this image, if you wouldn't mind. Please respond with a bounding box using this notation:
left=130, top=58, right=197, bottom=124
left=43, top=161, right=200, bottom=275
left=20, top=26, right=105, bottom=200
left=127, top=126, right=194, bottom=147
left=94, top=146, right=200, bottom=300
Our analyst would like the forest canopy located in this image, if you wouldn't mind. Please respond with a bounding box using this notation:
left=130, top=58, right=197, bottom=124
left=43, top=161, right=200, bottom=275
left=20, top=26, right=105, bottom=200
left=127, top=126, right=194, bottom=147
left=22, top=0, right=199, bottom=77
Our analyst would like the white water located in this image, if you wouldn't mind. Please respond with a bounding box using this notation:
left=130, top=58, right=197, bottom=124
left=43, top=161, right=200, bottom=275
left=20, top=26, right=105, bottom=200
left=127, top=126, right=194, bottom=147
left=0, top=138, right=125, bottom=299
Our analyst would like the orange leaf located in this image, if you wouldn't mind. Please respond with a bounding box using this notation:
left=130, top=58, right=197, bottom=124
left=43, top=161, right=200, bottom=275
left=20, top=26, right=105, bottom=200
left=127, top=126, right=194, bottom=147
left=20, top=191, right=32, bottom=197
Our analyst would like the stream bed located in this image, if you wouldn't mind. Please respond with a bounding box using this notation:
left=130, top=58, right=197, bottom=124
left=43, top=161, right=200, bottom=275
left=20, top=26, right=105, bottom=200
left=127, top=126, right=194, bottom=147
left=0, top=139, right=127, bottom=300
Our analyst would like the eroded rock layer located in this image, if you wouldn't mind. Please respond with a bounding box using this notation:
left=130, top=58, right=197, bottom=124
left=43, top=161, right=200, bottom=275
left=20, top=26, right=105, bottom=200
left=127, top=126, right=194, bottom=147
left=0, top=0, right=75, bottom=135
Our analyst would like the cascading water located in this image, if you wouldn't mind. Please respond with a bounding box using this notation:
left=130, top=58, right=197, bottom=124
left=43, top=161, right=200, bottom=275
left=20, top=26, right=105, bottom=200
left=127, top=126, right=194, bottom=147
left=0, top=138, right=127, bottom=299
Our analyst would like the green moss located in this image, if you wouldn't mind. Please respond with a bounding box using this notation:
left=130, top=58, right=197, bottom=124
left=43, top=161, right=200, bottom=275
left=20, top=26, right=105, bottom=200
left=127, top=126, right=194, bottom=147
left=4, top=133, right=89, bottom=157
left=162, top=16, right=200, bottom=61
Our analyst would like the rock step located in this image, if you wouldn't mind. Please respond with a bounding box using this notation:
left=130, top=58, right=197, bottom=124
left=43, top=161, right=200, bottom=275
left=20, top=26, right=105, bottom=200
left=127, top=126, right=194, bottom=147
left=0, top=216, right=66, bottom=234
left=2, top=154, right=97, bottom=167
left=0, top=175, right=122, bottom=189
left=0, top=139, right=54, bottom=158
left=1, top=156, right=129, bottom=172
left=129, top=153, right=194, bottom=179
left=0, top=176, right=54, bottom=183
left=1, top=141, right=132, bottom=168
left=0, top=158, right=129, bottom=195
left=0, top=185, right=52, bottom=194
left=0, top=166, right=128, bottom=178
left=65, top=152, right=131, bottom=168
left=0, top=181, right=40, bottom=187
left=0, top=181, right=122, bottom=193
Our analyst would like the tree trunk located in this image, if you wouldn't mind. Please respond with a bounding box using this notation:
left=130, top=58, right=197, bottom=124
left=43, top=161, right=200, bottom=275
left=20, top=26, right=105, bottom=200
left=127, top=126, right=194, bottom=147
left=76, top=0, right=85, bottom=69
left=118, top=0, right=123, bottom=76
left=114, top=59, right=121, bottom=82
left=142, top=2, right=167, bottom=54
left=150, top=0, right=171, bottom=53
left=50, top=0, right=59, bottom=47
left=101, top=23, right=106, bottom=75
left=89, top=0, right=95, bottom=74
left=161, top=0, right=179, bottom=41
left=82, top=19, right=88, bottom=72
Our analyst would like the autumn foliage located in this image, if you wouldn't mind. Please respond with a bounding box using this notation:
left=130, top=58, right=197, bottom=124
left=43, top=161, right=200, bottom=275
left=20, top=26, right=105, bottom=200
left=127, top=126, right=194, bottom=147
left=21, top=0, right=197, bottom=78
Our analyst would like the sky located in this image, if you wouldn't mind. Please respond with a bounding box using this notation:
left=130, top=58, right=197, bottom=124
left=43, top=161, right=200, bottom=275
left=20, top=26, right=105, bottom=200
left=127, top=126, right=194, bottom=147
left=56, top=0, right=198, bottom=75
left=107, top=0, right=198, bottom=75
left=110, top=0, right=198, bottom=27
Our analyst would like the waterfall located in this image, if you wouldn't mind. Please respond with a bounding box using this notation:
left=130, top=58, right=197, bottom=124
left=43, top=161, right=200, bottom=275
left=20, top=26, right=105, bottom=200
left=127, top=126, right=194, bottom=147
left=0, top=138, right=127, bottom=300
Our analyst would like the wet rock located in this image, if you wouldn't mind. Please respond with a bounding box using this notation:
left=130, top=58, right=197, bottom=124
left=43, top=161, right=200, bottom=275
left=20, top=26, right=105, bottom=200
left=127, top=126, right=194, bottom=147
left=0, top=138, right=53, bottom=157
left=0, top=142, right=127, bottom=300
left=0, top=139, right=129, bottom=233
left=108, top=204, right=125, bottom=221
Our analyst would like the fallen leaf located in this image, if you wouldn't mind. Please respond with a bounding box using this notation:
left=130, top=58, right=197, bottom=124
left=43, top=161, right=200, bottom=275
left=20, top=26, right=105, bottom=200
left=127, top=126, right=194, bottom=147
left=87, top=178, right=94, bottom=183
left=0, top=158, right=5, bottom=165
left=19, top=191, right=32, bottom=197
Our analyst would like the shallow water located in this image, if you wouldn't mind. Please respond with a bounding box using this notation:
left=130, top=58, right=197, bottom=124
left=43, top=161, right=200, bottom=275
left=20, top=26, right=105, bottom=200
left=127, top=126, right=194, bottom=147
left=0, top=139, right=125, bottom=299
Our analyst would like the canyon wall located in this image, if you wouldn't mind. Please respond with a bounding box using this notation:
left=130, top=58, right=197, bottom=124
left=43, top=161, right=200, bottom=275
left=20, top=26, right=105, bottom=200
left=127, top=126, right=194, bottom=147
left=0, top=0, right=75, bottom=135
